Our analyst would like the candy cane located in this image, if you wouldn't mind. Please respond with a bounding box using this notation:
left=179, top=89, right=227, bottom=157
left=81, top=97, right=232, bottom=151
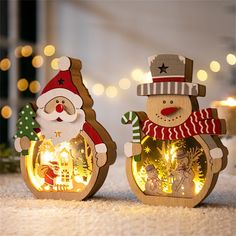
left=121, top=111, right=141, bottom=161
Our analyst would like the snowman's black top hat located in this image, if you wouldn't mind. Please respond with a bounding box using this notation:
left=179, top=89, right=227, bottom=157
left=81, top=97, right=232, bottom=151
left=137, top=54, right=205, bottom=97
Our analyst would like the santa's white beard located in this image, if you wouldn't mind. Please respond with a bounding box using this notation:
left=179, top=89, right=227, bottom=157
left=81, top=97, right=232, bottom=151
left=36, top=108, right=85, bottom=146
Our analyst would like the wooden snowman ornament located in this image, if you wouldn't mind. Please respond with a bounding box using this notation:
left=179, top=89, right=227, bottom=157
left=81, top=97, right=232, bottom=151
left=122, top=54, right=228, bottom=207
left=14, top=56, right=116, bottom=200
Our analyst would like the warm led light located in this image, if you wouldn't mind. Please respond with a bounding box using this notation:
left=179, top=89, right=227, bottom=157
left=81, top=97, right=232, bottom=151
left=92, top=83, right=105, bottom=96
left=131, top=68, right=144, bottom=81
left=21, top=45, right=33, bottom=57
left=14, top=46, right=22, bottom=57
left=215, top=97, right=236, bottom=107
left=106, top=86, right=118, bottom=98
left=17, top=78, right=29, bottom=92
left=197, top=70, right=208, bottom=81
left=1, top=105, right=12, bottom=119
left=226, top=53, right=236, bottom=65
left=0, top=58, right=11, bottom=71
left=29, top=81, right=41, bottom=93
left=210, top=61, right=220, bottom=72
left=32, top=55, right=44, bottom=68
left=119, top=78, right=131, bottom=90
left=51, top=58, right=59, bottom=70
left=44, top=45, right=56, bottom=56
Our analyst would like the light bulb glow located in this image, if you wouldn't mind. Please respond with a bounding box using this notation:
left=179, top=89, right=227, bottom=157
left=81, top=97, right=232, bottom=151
left=44, top=45, right=56, bottom=56
left=17, top=78, right=29, bottom=91
left=197, top=70, right=208, bottom=81
left=92, top=84, right=105, bottom=96
left=0, top=58, right=11, bottom=71
left=106, top=86, right=118, bottom=98
left=1, top=105, right=12, bottom=119
left=119, top=78, right=131, bottom=90
left=32, top=56, right=44, bottom=68
left=131, top=68, right=144, bottom=81
left=226, top=54, right=236, bottom=65
left=51, top=58, right=59, bottom=70
left=210, top=61, right=220, bottom=72
left=29, top=81, right=41, bottom=93
left=21, top=45, right=33, bottom=57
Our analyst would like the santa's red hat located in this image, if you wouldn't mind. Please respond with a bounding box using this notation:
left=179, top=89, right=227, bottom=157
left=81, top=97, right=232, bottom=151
left=36, top=56, right=83, bottom=109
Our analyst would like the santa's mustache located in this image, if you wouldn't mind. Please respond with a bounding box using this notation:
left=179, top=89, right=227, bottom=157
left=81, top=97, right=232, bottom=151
left=37, top=108, right=78, bottom=122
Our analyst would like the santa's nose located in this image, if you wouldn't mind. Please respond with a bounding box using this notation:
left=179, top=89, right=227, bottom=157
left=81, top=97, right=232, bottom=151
left=161, top=107, right=179, bottom=116
left=56, top=104, right=64, bottom=113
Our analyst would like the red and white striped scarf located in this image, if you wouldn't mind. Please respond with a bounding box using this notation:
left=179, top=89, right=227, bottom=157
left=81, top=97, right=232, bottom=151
left=142, top=108, right=223, bottom=140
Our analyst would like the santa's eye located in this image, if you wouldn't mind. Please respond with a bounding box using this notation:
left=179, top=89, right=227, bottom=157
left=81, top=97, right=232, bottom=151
left=163, top=100, right=166, bottom=104
left=62, top=100, right=65, bottom=104
left=56, top=100, right=59, bottom=103
left=170, top=100, right=173, bottom=104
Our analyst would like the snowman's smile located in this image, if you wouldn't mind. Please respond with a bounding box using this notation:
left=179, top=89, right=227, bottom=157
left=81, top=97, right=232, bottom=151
left=156, top=113, right=182, bottom=122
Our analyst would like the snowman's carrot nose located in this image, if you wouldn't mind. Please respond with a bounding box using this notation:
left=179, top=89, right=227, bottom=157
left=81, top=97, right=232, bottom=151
left=161, top=107, right=179, bottom=116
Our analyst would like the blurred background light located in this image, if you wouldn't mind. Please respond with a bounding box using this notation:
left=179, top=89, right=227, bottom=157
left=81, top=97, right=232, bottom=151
left=0, top=58, right=11, bottom=71
left=32, top=55, right=44, bottom=68
left=44, top=44, right=56, bottom=56
left=210, top=60, right=221, bottom=72
left=119, top=78, right=131, bottom=90
left=29, top=80, right=41, bottom=93
left=17, top=78, right=29, bottom=92
left=21, top=45, right=33, bottom=57
left=106, top=86, right=118, bottom=98
left=51, top=58, right=59, bottom=70
left=14, top=46, right=22, bottom=57
left=197, top=69, right=208, bottom=81
left=131, top=68, right=144, bottom=81
left=92, top=83, right=105, bottom=96
left=1, top=105, right=12, bottom=119
left=226, top=53, right=236, bottom=65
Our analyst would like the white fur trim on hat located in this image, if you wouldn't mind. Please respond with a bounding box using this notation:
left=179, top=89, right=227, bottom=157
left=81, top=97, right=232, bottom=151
left=36, top=88, right=83, bottom=109
left=95, top=143, right=107, bottom=153
left=58, top=56, right=71, bottom=71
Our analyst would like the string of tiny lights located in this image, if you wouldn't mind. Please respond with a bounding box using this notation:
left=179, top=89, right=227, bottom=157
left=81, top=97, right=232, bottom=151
left=0, top=44, right=236, bottom=119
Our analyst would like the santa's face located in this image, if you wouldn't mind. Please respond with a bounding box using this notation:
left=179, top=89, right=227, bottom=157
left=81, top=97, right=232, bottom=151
left=36, top=96, right=85, bottom=145
left=146, top=95, right=192, bottom=127
left=147, top=169, right=158, bottom=179
left=43, top=96, right=77, bottom=122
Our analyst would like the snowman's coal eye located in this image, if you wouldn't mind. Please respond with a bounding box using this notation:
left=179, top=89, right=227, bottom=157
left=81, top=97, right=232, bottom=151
left=62, top=100, right=65, bottom=104
left=56, top=100, right=59, bottom=103
left=163, top=100, right=166, bottom=104
left=170, top=100, right=173, bottom=104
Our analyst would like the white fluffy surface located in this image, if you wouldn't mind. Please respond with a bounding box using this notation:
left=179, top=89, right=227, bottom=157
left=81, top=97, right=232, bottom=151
left=0, top=157, right=236, bottom=236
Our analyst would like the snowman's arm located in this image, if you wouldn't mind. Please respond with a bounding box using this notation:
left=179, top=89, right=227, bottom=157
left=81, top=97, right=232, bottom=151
left=199, top=134, right=223, bottom=159
left=83, top=122, right=107, bottom=153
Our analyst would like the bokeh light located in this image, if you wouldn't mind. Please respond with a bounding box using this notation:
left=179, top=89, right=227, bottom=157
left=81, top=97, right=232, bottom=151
left=14, top=46, right=22, bottom=57
left=1, top=105, right=12, bottom=119
left=0, top=58, right=11, bottom=71
left=226, top=54, right=236, bottom=65
left=131, top=68, right=144, bottom=81
left=119, top=78, right=131, bottom=90
left=210, top=61, right=221, bottom=72
left=29, top=81, right=41, bottom=93
left=106, top=86, right=118, bottom=98
left=92, top=83, right=105, bottom=96
left=21, top=45, right=33, bottom=57
left=44, top=45, right=56, bottom=56
left=32, top=55, right=44, bottom=68
left=51, top=58, right=59, bottom=70
left=197, top=70, right=208, bottom=81
left=17, top=78, right=29, bottom=92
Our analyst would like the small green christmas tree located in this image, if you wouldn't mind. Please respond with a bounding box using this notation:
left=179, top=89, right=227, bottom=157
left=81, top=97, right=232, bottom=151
left=14, top=103, right=40, bottom=155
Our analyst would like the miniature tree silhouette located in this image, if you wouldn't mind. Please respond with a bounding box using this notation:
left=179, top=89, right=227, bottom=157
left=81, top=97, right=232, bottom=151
left=15, top=104, right=40, bottom=155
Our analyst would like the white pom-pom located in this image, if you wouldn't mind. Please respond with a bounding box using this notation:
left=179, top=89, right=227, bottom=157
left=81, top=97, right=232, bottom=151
left=58, top=56, right=71, bottom=71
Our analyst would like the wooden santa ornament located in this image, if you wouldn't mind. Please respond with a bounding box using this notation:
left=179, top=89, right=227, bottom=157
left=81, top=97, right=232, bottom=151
left=14, top=56, right=116, bottom=200
left=122, top=54, right=228, bottom=207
